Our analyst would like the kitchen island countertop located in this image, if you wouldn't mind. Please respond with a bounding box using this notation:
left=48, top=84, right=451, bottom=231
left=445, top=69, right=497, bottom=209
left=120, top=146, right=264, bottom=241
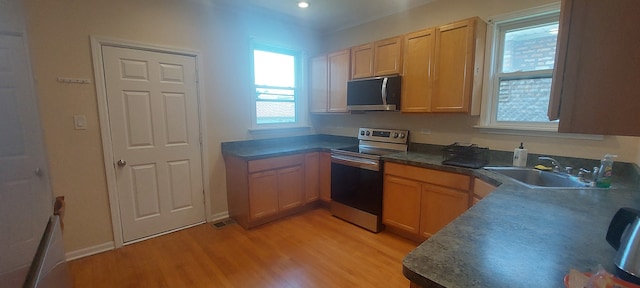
left=383, top=153, right=640, bottom=288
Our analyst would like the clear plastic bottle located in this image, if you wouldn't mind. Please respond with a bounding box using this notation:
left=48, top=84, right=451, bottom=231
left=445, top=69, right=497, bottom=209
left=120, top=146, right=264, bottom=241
left=596, top=154, right=618, bottom=188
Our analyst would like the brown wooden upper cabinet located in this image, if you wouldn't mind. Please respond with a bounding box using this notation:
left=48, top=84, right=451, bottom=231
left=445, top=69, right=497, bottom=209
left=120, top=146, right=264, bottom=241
left=548, top=0, right=640, bottom=136
left=309, top=49, right=350, bottom=113
left=402, top=17, right=486, bottom=114
left=351, top=36, right=403, bottom=79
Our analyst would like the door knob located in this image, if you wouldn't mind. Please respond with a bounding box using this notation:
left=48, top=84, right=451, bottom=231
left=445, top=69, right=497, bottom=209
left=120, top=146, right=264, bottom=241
left=117, top=159, right=127, bottom=167
left=34, top=168, right=43, bottom=177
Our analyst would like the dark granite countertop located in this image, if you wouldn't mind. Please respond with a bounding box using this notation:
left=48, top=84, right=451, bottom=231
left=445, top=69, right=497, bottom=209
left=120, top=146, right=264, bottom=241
left=221, top=134, right=357, bottom=160
left=388, top=145, right=640, bottom=288
left=222, top=136, right=640, bottom=287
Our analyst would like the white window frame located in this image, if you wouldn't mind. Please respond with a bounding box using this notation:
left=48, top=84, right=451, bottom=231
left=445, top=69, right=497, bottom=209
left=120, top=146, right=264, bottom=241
left=249, top=41, right=309, bottom=131
left=479, top=3, right=561, bottom=133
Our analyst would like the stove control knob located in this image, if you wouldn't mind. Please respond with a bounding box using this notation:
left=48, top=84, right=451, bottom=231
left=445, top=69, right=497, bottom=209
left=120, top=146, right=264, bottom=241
left=399, top=133, right=406, bottom=138
left=365, top=131, right=370, bottom=136
left=360, top=130, right=365, bottom=136
left=393, top=132, right=399, bottom=138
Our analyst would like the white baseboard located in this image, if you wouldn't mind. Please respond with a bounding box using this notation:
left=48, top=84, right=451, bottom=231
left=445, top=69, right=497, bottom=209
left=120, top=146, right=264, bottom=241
left=209, top=211, right=229, bottom=222
left=65, top=241, right=115, bottom=261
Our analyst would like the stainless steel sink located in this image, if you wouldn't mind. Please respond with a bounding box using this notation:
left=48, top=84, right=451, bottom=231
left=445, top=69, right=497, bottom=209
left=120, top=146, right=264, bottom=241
left=484, top=167, right=595, bottom=189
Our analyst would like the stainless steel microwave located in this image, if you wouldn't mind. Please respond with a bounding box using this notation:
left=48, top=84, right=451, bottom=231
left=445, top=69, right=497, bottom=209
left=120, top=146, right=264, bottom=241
left=347, top=76, right=401, bottom=111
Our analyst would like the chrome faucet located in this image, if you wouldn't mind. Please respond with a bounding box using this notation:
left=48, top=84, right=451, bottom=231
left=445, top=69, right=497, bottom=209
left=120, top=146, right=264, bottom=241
left=538, top=156, right=570, bottom=174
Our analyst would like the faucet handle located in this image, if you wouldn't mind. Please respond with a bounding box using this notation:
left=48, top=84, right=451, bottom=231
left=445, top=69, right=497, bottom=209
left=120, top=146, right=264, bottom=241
left=565, top=167, right=574, bottom=175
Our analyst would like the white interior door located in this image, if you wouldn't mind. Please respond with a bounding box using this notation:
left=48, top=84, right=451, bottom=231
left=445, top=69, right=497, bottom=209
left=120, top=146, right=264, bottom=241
left=102, top=46, right=205, bottom=242
left=0, top=33, right=53, bottom=285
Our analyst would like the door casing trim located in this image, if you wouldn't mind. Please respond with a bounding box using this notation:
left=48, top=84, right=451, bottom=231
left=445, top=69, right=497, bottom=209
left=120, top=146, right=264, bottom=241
left=90, top=36, right=210, bottom=248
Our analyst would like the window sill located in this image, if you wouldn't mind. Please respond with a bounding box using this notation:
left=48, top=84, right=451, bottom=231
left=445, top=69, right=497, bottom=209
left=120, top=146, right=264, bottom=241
left=248, top=125, right=312, bottom=134
left=474, top=125, right=604, bottom=140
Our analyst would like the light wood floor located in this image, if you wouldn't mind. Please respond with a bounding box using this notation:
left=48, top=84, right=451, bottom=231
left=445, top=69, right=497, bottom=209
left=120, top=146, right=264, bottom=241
left=69, top=208, right=419, bottom=287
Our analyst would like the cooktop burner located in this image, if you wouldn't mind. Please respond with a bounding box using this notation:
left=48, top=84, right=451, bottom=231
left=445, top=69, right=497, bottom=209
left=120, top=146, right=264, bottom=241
left=331, top=128, right=409, bottom=158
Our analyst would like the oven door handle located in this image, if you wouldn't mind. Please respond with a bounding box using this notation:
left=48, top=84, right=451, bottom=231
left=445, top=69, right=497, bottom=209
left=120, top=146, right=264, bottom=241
left=331, top=154, right=379, bottom=171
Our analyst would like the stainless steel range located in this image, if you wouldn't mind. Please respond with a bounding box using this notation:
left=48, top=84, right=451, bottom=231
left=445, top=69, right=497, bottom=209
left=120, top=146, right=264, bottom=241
left=330, top=128, right=409, bottom=232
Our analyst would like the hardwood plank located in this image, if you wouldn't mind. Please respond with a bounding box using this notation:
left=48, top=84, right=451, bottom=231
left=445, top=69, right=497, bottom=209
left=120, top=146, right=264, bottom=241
left=69, top=208, right=418, bottom=287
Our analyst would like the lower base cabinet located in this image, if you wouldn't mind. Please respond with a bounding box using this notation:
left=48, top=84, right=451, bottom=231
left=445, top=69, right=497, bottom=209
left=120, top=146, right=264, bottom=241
left=225, top=153, right=317, bottom=229
left=383, top=162, right=471, bottom=241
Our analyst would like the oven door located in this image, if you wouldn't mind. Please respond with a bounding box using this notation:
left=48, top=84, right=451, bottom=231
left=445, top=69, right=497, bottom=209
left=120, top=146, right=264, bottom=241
left=330, top=154, right=383, bottom=216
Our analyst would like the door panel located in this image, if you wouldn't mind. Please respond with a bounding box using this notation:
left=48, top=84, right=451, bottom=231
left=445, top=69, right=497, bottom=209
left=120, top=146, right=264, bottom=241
left=102, top=46, right=204, bottom=242
left=163, top=93, right=188, bottom=145
left=130, top=164, right=160, bottom=219
left=123, top=91, right=154, bottom=147
left=167, top=160, right=193, bottom=210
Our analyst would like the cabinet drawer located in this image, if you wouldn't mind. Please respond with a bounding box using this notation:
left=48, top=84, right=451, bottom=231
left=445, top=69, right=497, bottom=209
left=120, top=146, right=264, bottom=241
left=248, top=154, right=305, bottom=173
left=385, top=162, right=470, bottom=191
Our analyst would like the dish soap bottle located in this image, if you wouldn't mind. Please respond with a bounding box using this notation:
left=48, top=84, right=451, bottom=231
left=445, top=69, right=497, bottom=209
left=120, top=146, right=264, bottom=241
left=513, top=142, right=528, bottom=167
left=596, top=154, right=618, bottom=188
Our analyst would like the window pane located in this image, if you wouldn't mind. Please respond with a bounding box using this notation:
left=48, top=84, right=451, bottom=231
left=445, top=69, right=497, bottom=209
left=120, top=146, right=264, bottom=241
left=502, top=23, right=558, bottom=73
left=256, top=88, right=295, bottom=101
left=256, top=101, right=296, bottom=124
left=254, top=50, right=295, bottom=88
left=496, top=77, right=555, bottom=122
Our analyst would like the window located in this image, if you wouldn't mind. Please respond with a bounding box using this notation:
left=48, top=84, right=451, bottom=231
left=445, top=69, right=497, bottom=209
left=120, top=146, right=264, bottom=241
left=251, top=44, right=301, bottom=127
left=481, top=6, right=561, bottom=131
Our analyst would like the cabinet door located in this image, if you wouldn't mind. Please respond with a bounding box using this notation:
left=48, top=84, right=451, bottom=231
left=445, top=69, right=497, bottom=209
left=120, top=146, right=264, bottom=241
left=319, top=152, right=331, bottom=203
left=420, top=183, right=469, bottom=238
left=248, top=170, right=278, bottom=221
left=432, top=18, right=485, bottom=113
left=309, top=55, right=328, bottom=113
left=383, top=175, right=422, bottom=236
left=351, top=43, right=374, bottom=79
left=374, top=36, right=403, bottom=76
left=432, top=19, right=473, bottom=112
left=328, top=49, right=350, bottom=112
left=277, top=165, right=304, bottom=211
left=304, top=153, right=320, bottom=203
left=549, top=0, right=640, bottom=136
left=472, top=178, right=496, bottom=204
left=401, top=28, right=435, bottom=112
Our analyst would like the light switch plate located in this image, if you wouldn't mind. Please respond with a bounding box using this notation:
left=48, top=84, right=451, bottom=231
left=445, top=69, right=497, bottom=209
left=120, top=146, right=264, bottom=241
left=73, top=115, right=87, bottom=130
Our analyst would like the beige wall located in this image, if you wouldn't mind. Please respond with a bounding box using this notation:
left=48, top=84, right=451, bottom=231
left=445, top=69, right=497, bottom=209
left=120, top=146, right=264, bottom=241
left=23, top=0, right=319, bottom=253
left=315, top=0, right=640, bottom=163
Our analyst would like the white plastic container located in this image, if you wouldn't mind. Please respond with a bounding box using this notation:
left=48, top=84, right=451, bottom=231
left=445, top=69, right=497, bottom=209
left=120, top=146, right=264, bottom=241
left=513, top=142, right=528, bottom=167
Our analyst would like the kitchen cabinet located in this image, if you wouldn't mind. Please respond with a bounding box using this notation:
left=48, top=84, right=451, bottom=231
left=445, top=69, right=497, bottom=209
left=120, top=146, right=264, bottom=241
left=310, top=49, right=350, bottom=113
left=351, top=36, right=403, bottom=79
left=304, top=152, right=320, bottom=203
left=309, top=55, right=328, bottom=113
left=401, top=17, right=486, bottom=114
left=351, top=43, right=374, bottom=79
left=224, top=154, right=307, bottom=229
left=401, top=28, right=435, bottom=112
left=328, top=49, right=350, bottom=112
left=383, top=162, right=471, bottom=241
left=472, top=177, right=496, bottom=205
left=319, top=152, right=331, bottom=203
left=548, top=0, right=640, bottom=136
left=309, top=50, right=350, bottom=113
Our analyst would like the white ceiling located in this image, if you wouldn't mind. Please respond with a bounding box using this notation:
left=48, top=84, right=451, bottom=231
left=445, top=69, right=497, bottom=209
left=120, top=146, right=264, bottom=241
left=216, top=0, right=437, bottom=33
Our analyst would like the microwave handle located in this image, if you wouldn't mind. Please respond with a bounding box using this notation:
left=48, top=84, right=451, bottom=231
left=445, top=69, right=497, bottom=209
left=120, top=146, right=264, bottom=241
left=381, top=77, right=388, bottom=106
